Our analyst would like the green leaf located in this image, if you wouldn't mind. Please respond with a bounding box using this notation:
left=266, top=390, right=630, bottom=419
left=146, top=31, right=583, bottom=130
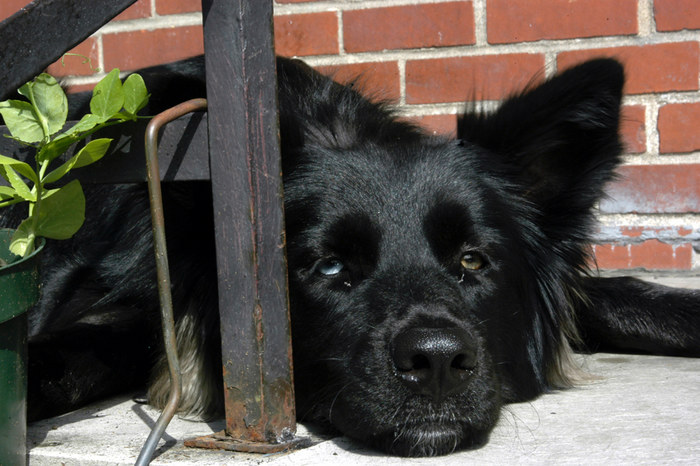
left=123, top=73, right=149, bottom=115
left=38, top=113, right=107, bottom=164
left=35, top=179, right=85, bottom=239
left=0, top=153, right=38, bottom=183
left=17, top=83, right=31, bottom=99
left=65, top=113, right=105, bottom=134
left=2, top=165, right=33, bottom=201
left=43, top=138, right=112, bottom=184
left=29, top=73, right=68, bottom=136
left=0, top=155, right=36, bottom=202
left=9, top=218, right=35, bottom=256
left=37, top=133, right=79, bottom=164
left=41, top=156, right=73, bottom=185
left=0, top=185, right=17, bottom=200
left=72, top=138, right=112, bottom=169
left=0, top=100, right=44, bottom=143
left=90, top=69, right=124, bottom=119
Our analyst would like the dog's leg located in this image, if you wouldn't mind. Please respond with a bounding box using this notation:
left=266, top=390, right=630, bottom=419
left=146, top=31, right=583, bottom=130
left=27, top=324, right=152, bottom=420
left=144, top=181, right=223, bottom=419
left=147, top=312, right=223, bottom=420
left=146, top=273, right=223, bottom=420
left=575, top=276, right=700, bottom=356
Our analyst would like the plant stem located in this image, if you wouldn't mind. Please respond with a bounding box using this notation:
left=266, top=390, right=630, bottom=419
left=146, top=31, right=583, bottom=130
left=23, top=160, right=48, bottom=256
left=0, top=198, right=24, bottom=208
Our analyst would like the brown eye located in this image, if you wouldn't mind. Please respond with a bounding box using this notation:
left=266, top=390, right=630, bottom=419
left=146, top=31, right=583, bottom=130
left=460, top=252, right=485, bottom=271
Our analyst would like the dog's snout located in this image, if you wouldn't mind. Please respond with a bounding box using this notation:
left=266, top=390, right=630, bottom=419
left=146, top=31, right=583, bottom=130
left=392, top=328, right=476, bottom=401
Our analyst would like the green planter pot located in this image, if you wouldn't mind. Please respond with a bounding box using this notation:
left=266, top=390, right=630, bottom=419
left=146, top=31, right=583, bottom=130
left=0, top=229, right=44, bottom=466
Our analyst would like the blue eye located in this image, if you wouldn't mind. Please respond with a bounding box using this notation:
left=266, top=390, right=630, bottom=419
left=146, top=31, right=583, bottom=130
left=317, top=258, right=345, bottom=276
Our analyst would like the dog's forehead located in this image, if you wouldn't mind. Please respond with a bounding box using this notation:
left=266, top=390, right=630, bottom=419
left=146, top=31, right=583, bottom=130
left=290, top=141, right=499, bottom=236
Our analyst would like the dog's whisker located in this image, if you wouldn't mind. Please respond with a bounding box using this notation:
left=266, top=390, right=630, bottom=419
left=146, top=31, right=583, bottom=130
left=327, top=382, right=353, bottom=425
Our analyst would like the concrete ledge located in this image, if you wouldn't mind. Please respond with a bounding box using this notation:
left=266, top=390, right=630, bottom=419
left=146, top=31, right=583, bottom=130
left=29, top=352, right=700, bottom=465
left=601, top=272, right=700, bottom=290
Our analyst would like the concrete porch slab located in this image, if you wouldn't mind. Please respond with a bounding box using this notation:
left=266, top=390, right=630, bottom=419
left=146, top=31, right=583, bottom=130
left=28, top=352, right=700, bottom=465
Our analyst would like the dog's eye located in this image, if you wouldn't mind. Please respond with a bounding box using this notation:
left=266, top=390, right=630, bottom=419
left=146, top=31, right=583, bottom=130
left=316, top=258, right=345, bottom=276
left=460, top=252, right=486, bottom=271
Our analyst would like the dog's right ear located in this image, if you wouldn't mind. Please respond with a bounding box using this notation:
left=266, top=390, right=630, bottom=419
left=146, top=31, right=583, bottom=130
left=458, top=59, right=625, bottom=269
left=458, top=58, right=624, bottom=214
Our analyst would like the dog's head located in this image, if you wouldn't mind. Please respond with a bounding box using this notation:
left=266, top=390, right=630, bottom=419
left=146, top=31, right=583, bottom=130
left=276, top=57, right=624, bottom=456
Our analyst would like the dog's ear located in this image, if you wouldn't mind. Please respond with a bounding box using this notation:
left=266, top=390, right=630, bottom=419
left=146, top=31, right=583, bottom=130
left=458, top=59, right=624, bottom=221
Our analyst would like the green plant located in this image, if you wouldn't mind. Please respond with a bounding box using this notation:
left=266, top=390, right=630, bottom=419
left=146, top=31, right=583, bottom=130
left=0, top=69, right=149, bottom=259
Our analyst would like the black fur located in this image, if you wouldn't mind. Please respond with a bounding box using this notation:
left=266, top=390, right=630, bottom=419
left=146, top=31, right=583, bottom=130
left=3, top=56, right=700, bottom=457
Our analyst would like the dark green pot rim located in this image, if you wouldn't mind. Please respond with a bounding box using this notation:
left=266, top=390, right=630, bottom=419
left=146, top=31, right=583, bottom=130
left=0, top=228, right=45, bottom=273
left=0, top=228, right=45, bottom=324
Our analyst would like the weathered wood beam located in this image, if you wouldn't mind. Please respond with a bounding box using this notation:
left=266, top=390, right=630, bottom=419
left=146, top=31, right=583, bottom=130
left=0, top=114, right=210, bottom=184
left=192, top=0, right=296, bottom=450
left=0, top=0, right=137, bottom=100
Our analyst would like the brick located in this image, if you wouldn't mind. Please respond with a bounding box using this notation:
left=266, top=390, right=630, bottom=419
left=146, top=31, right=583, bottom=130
left=592, top=243, right=632, bottom=269
left=317, top=61, right=400, bottom=101
left=658, top=102, right=700, bottom=154
left=409, top=114, right=458, bottom=136
left=405, top=54, right=545, bottom=104
left=599, top=164, right=700, bottom=214
left=156, top=0, right=201, bottom=15
left=557, top=42, right=699, bottom=94
left=487, top=0, right=637, bottom=44
left=46, top=38, right=100, bottom=77
left=595, top=225, right=698, bottom=244
left=0, top=0, right=29, bottom=22
left=593, top=241, right=692, bottom=270
left=275, top=13, right=339, bottom=58
left=655, top=0, right=700, bottom=32
left=630, top=241, right=693, bottom=270
left=274, top=12, right=338, bottom=57
left=65, top=83, right=97, bottom=95
left=617, top=226, right=696, bottom=239
left=343, top=2, right=475, bottom=53
left=114, top=0, right=151, bottom=21
left=620, top=226, right=645, bottom=238
left=103, top=26, right=204, bottom=71
left=620, top=105, right=645, bottom=154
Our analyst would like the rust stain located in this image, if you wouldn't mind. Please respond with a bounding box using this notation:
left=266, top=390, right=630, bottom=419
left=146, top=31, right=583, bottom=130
left=184, top=430, right=300, bottom=453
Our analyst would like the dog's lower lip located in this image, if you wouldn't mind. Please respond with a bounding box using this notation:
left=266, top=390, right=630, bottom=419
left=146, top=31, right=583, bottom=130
left=389, top=420, right=462, bottom=440
left=405, top=421, right=459, bottom=432
left=375, top=421, right=465, bottom=457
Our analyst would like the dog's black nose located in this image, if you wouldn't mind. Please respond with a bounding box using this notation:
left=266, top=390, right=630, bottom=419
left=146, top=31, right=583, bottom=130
left=392, top=328, right=477, bottom=401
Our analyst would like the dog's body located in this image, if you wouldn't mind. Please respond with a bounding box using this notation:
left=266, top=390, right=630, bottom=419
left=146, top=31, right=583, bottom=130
left=4, top=56, right=700, bottom=457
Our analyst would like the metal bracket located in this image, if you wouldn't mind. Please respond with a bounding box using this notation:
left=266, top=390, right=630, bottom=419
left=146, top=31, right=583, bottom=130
left=136, top=98, right=209, bottom=466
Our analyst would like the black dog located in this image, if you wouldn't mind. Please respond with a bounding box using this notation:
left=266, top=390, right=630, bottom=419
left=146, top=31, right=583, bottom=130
left=5, top=56, right=700, bottom=457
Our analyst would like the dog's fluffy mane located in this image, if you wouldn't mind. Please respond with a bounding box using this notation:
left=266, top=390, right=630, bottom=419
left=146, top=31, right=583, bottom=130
left=458, top=59, right=624, bottom=392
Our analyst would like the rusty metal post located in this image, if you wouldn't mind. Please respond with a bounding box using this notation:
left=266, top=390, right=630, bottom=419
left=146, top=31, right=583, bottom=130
left=185, top=0, right=297, bottom=453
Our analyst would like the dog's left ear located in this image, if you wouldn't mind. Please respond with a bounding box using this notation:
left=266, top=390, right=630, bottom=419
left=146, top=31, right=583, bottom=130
left=458, top=59, right=624, bottom=226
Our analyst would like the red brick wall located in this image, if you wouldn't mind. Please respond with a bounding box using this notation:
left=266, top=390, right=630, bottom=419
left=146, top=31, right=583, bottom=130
left=2, top=0, right=698, bottom=272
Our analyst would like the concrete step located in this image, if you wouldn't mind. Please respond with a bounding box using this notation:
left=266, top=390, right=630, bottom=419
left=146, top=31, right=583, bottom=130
left=28, top=352, right=700, bottom=465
